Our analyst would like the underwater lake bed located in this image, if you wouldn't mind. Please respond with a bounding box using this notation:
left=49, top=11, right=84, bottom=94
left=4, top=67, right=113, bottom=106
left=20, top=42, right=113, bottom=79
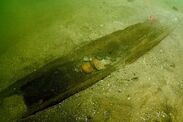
left=0, top=0, right=183, bottom=122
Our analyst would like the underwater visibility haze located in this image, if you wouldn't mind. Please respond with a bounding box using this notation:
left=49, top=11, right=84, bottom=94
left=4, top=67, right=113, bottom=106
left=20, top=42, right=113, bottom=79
left=0, top=0, right=183, bottom=122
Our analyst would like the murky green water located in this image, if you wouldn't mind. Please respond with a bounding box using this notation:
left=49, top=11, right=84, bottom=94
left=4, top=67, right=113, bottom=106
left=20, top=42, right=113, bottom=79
left=0, top=0, right=183, bottom=121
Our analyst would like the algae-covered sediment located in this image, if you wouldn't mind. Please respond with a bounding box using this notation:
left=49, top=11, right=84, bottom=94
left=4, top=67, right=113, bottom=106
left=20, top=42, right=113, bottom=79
left=0, top=20, right=171, bottom=119
left=1, top=0, right=183, bottom=121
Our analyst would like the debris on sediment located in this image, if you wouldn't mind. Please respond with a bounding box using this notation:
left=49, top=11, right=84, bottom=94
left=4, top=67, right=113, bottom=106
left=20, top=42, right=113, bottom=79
left=81, top=62, right=95, bottom=73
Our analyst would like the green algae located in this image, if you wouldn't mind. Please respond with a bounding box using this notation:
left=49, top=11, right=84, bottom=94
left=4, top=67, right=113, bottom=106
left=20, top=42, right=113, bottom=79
left=0, top=95, right=27, bottom=121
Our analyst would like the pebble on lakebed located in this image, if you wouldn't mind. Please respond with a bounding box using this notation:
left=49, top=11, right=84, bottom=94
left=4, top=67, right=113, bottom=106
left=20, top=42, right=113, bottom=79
left=92, top=59, right=105, bottom=70
left=81, top=62, right=95, bottom=73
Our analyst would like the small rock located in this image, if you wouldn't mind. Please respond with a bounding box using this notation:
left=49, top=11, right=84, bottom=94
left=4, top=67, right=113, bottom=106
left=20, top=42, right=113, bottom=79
left=81, top=62, right=95, bottom=73
left=92, top=59, right=105, bottom=70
